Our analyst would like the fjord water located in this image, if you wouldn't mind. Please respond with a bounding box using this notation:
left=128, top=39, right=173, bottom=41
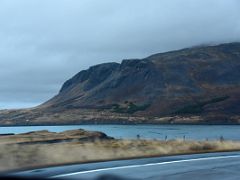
left=0, top=125, right=240, bottom=140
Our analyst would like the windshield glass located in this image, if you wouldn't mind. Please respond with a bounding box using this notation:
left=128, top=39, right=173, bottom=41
left=0, top=1, right=239, bottom=179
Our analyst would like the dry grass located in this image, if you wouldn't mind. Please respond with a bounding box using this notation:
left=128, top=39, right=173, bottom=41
left=1, top=139, right=240, bottom=172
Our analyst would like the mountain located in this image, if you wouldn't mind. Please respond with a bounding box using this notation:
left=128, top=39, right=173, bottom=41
left=0, top=42, right=240, bottom=125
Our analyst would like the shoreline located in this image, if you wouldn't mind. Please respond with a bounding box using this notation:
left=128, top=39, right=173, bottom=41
left=1, top=129, right=240, bottom=172
left=1, top=122, right=240, bottom=127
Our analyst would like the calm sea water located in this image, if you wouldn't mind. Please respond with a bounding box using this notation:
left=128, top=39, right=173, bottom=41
left=0, top=125, right=240, bottom=140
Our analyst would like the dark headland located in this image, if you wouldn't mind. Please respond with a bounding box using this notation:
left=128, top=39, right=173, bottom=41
left=0, top=42, right=239, bottom=125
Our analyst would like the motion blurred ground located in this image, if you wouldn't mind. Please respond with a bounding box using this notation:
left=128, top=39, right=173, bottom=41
left=0, top=129, right=240, bottom=172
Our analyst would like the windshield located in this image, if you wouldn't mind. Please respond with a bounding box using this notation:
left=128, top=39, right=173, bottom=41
left=0, top=1, right=239, bottom=179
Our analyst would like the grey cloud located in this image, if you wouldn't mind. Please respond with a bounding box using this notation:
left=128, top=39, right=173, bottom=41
left=0, top=0, right=239, bottom=108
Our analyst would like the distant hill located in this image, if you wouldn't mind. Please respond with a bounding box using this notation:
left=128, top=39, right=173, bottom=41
left=0, top=42, right=240, bottom=125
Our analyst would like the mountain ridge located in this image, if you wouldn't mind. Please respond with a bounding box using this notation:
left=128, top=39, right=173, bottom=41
left=0, top=42, right=240, bottom=125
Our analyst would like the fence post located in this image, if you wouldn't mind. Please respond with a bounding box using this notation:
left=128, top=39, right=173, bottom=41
left=137, top=134, right=140, bottom=140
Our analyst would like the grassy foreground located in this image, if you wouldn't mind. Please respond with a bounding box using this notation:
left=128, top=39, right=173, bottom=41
left=0, top=130, right=240, bottom=172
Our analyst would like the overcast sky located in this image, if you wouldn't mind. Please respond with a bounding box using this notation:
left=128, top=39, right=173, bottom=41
left=0, top=0, right=239, bottom=109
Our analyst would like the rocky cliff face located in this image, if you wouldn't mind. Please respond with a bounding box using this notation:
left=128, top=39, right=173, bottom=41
left=0, top=42, right=240, bottom=125
left=45, top=43, right=240, bottom=115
